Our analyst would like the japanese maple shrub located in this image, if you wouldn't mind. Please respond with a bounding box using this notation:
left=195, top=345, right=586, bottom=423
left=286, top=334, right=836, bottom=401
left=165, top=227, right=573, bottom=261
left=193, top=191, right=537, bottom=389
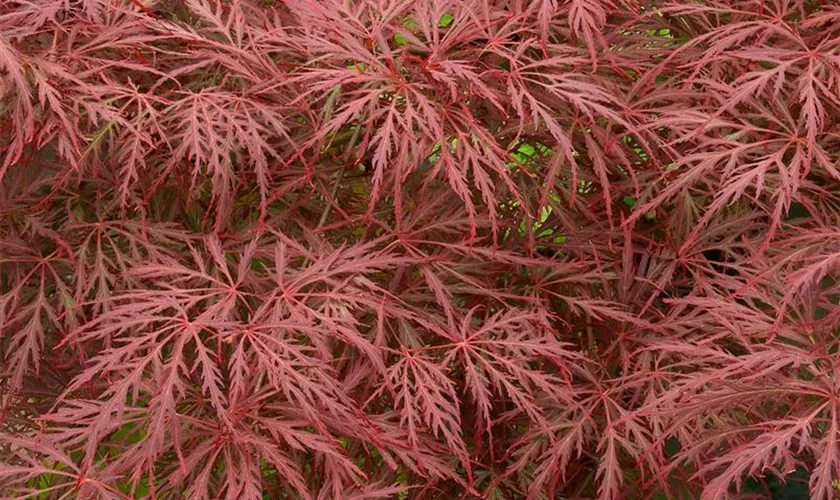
left=2, top=0, right=840, bottom=498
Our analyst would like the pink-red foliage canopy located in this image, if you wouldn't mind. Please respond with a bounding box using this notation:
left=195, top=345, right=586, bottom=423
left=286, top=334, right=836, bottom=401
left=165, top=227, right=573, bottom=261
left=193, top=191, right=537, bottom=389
left=2, top=0, right=840, bottom=498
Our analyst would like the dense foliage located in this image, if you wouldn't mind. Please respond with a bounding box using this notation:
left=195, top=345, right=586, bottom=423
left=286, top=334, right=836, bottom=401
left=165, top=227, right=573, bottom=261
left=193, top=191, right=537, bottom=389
left=2, top=0, right=840, bottom=498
